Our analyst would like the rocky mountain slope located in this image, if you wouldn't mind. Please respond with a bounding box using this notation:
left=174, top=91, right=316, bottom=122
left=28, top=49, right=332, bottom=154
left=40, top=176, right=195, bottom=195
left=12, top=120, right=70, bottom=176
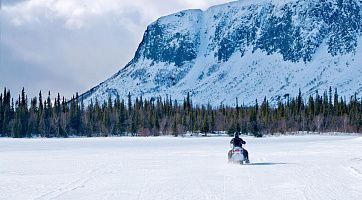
left=81, top=0, right=362, bottom=106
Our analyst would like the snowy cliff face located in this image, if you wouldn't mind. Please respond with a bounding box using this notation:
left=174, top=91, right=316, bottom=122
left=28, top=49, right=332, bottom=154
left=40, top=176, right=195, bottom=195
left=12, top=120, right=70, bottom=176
left=81, top=0, right=362, bottom=106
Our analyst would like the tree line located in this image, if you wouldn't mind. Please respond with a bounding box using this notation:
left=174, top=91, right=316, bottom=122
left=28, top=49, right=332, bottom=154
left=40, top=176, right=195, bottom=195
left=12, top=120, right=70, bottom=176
left=0, top=87, right=361, bottom=138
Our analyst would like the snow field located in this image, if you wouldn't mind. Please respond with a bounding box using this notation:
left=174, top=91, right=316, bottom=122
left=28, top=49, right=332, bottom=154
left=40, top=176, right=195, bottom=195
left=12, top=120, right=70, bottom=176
left=0, top=135, right=362, bottom=200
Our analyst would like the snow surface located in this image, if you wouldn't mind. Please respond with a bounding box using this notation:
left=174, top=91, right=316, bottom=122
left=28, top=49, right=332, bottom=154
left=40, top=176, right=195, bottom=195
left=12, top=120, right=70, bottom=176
left=1, top=135, right=362, bottom=200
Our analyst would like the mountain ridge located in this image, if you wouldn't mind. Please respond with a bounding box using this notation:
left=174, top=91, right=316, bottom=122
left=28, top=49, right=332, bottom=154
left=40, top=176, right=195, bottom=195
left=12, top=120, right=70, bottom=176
left=80, top=0, right=362, bottom=106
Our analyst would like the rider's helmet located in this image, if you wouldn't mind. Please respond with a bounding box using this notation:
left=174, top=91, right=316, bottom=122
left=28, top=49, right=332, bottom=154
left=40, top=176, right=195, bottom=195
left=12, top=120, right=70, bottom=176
left=234, top=132, right=240, bottom=138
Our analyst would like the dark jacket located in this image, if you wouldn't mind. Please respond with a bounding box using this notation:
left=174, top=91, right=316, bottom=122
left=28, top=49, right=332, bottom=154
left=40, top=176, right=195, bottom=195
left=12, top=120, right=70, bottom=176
left=230, top=137, right=246, bottom=147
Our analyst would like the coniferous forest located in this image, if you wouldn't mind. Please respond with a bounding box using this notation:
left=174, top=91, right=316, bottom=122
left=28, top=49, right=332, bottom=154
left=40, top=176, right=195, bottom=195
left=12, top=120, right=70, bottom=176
left=0, top=87, right=362, bottom=138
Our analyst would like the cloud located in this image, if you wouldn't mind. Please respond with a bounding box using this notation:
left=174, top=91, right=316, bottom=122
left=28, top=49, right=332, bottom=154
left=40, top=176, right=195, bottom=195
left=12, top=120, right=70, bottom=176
left=4, top=0, right=118, bottom=29
left=3, top=0, right=231, bottom=29
left=1, top=0, right=233, bottom=98
left=5, top=0, right=168, bottom=29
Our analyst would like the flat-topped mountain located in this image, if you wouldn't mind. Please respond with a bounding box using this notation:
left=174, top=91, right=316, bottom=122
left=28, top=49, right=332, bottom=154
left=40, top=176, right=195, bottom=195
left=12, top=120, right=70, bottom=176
left=81, top=0, right=362, bottom=105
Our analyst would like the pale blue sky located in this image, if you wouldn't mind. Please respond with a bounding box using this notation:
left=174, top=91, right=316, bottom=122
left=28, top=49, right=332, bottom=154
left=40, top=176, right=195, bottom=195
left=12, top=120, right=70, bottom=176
left=0, top=0, right=233, bottom=99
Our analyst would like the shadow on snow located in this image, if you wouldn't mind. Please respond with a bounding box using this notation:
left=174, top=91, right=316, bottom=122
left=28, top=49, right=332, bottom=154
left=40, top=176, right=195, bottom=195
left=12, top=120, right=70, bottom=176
left=247, top=162, right=291, bottom=166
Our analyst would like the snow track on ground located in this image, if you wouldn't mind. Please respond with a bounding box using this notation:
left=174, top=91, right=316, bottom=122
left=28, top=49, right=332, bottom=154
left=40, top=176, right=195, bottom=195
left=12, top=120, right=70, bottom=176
left=0, top=135, right=361, bottom=200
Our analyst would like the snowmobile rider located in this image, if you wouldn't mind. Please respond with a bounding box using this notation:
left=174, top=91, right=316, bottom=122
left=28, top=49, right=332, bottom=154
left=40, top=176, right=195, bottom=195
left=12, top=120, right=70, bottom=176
left=228, top=132, right=249, bottom=162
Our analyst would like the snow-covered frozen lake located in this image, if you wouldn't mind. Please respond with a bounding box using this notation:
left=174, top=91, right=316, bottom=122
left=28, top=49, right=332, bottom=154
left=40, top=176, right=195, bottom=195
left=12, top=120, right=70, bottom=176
left=1, top=135, right=362, bottom=200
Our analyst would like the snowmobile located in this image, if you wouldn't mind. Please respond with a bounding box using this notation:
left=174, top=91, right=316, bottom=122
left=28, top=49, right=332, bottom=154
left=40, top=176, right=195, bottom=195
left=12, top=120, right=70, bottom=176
left=228, top=145, right=249, bottom=165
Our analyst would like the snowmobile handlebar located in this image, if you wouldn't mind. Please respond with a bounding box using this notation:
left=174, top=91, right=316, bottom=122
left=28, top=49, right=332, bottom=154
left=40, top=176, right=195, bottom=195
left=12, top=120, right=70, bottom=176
left=230, top=144, right=246, bottom=148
